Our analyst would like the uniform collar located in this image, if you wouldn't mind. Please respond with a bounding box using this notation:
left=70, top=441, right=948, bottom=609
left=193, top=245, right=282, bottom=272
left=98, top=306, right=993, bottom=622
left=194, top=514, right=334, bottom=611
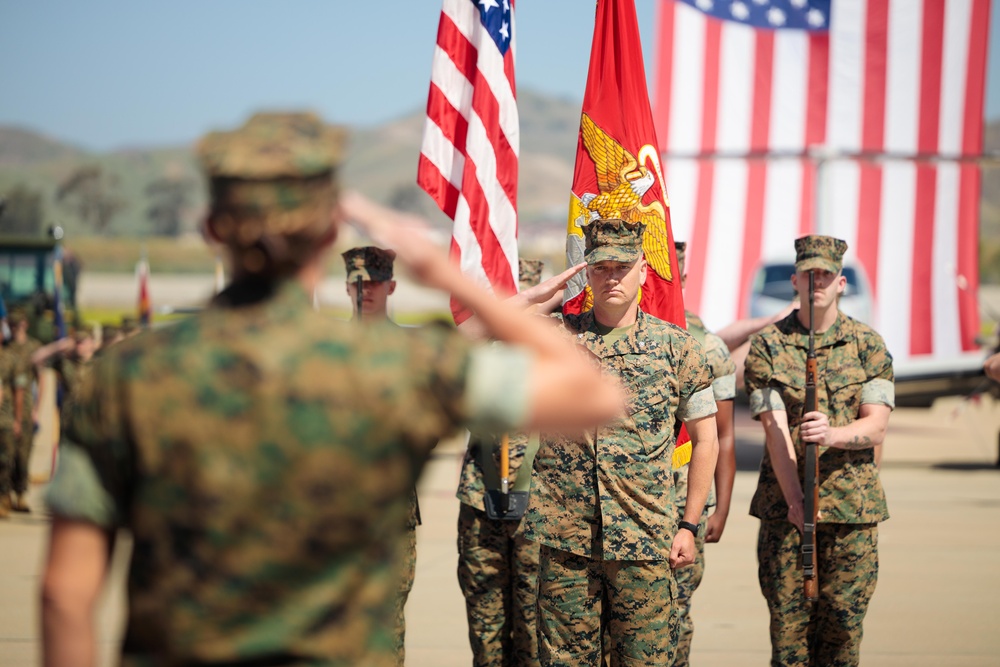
left=569, top=309, right=655, bottom=359
left=777, top=309, right=852, bottom=349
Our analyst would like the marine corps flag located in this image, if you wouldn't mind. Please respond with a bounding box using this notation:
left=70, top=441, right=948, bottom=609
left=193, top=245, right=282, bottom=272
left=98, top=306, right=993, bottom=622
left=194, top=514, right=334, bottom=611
left=563, top=0, right=685, bottom=328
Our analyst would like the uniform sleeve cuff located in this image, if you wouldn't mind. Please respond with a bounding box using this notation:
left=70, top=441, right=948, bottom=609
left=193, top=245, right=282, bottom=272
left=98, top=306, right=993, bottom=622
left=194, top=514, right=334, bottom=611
left=861, top=378, right=895, bottom=409
left=712, top=374, right=737, bottom=402
left=45, top=443, right=118, bottom=528
left=678, top=387, right=717, bottom=422
left=464, top=345, right=532, bottom=433
left=749, top=387, right=786, bottom=418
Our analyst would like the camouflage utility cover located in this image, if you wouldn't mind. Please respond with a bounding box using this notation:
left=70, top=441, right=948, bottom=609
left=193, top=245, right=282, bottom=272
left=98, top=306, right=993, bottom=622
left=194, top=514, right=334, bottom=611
left=342, top=246, right=396, bottom=283
left=745, top=310, right=894, bottom=523
left=46, top=282, right=502, bottom=666
left=583, top=218, right=646, bottom=265
left=523, top=310, right=716, bottom=561
left=197, top=112, right=347, bottom=245
left=794, top=234, right=848, bottom=274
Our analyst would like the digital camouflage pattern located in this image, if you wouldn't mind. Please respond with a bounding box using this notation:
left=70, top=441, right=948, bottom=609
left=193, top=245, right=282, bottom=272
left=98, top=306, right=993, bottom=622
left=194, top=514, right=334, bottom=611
left=393, top=527, right=417, bottom=665
left=457, top=503, right=540, bottom=667
left=6, top=336, right=40, bottom=495
left=671, top=311, right=736, bottom=666
left=342, top=246, right=396, bottom=283
left=536, top=544, right=678, bottom=666
left=518, top=258, right=544, bottom=291
left=0, top=349, right=15, bottom=501
left=48, top=281, right=489, bottom=667
left=582, top=218, right=645, bottom=265
left=758, top=521, right=878, bottom=667
left=524, top=309, right=715, bottom=562
left=745, top=309, right=892, bottom=667
left=525, top=310, right=714, bottom=667
left=197, top=113, right=347, bottom=245
left=794, top=234, right=848, bottom=274
left=745, top=311, right=894, bottom=523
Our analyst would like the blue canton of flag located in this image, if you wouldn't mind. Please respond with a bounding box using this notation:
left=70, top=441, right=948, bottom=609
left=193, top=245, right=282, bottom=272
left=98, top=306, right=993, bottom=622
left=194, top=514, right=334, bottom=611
left=680, top=0, right=830, bottom=31
left=473, top=0, right=513, bottom=54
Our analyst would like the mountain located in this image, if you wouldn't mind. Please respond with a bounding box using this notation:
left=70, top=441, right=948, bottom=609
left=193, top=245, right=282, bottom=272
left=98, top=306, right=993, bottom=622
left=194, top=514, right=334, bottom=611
left=0, top=95, right=998, bottom=280
left=0, top=88, right=582, bottom=238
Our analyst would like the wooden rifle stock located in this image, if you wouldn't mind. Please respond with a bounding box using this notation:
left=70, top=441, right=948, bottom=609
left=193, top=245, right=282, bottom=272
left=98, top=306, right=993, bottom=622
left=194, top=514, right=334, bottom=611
left=802, top=271, right=819, bottom=601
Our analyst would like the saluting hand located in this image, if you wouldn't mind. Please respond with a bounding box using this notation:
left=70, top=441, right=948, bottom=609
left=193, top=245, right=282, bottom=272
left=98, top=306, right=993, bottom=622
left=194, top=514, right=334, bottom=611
left=513, top=263, right=586, bottom=314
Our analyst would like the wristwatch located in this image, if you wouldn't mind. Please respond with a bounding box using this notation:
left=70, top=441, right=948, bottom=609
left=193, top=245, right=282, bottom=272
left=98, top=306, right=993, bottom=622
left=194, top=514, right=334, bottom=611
left=678, top=520, right=700, bottom=537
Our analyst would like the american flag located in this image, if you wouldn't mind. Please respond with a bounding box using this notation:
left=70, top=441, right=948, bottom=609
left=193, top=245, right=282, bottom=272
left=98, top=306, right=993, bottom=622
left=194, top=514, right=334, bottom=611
left=653, top=0, right=989, bottom=368
left=418, top=0, right=519, bottom=324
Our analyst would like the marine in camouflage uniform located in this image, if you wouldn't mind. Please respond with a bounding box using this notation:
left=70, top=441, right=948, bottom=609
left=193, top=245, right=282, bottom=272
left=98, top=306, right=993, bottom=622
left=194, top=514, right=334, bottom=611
left=669, top=242, right=738, bottom=666
left=0, top=346, right=16, bottom=517
left=744, top=235, right=894, bottom=667
left=40, top=112, right=566, bottom=667
left=456, top=257, right=545, bottom=667
left=4, top=312, right=42, bottom=512
left=343, top=245, right=416, bottom=666
left=522, top=219, right=720, bottom=667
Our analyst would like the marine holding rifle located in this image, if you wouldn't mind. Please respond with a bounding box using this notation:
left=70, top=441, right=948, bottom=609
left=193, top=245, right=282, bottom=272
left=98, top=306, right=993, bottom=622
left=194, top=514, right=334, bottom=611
left=39, top=112, right=624, bottom=667
left=744, top=235, right=895, bottom=667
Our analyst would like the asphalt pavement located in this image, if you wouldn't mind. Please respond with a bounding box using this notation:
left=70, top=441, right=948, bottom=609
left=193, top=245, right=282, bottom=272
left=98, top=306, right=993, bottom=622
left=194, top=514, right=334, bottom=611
left=2, top=393, right=999, bottom=666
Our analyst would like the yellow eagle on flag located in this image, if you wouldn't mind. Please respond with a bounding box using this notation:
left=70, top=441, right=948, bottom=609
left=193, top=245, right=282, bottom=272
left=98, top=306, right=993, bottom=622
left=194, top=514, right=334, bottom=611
left=568, top=113, right=673, bottom=282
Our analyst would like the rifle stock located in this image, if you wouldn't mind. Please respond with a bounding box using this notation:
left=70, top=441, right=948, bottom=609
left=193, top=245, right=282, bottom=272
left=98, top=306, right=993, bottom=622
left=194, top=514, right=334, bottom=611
left=802, top=271, right=819, bottom=601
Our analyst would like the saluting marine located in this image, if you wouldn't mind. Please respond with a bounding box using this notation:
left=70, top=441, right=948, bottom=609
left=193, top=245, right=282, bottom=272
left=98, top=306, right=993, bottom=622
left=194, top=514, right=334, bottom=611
left=522, top=218, right=720, bottom=666
left=40, top=112, right=622, bottom=667
left=745, top=235, right=894, bottom=667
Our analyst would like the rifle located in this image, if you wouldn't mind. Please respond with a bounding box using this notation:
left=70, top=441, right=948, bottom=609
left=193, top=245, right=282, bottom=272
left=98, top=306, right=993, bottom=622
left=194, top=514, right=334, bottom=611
left=354, top=275, right=363, bottom=322
left=802, top=271, right=819, bottom=601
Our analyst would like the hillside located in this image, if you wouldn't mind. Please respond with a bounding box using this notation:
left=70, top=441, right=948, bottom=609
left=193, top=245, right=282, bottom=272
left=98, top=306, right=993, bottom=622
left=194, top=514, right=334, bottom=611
left=0, top=88, right=581, bottom=238
left=1, top=96, right=998, bottom=280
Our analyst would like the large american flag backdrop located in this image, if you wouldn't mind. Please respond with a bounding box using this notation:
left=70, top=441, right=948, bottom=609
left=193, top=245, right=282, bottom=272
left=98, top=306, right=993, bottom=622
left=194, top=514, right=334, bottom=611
left=419, top=0, right=519, bottom=324
left=652, top=0, right=989, bottom=366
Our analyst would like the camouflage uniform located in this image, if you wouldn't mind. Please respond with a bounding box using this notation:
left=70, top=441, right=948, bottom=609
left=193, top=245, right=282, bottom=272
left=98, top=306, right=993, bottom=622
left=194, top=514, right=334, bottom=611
left=6, top=332, right=41, bottom=501
left=45, top=112, right=535, bottom=667
left=523, top=304, right=716, bottom=666
left=670, top=310, right=736, bottom=666
left=343, top=245, right=415, bottom=667
left=0, top=349, right=15, bottom=514
left=745, top=235, right=894, bottom=667
left=455, top=257, right=545, bottom=667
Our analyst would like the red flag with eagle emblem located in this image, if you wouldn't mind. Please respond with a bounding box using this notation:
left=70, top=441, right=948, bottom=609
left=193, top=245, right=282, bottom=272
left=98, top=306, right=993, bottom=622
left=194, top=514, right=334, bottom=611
left=564, top=0, right=693, bottom=466
left=563, top=0, right=685, bottom=327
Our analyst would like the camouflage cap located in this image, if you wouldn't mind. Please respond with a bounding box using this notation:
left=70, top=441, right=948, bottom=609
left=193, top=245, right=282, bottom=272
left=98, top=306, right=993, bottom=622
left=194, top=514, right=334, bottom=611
left=342, top=246, right=396, bottom=282
left=197, top=112, right=348, bottom=247
left=794, top=235, right=848, bottom=274
left=7, top=309, right=27, bottom=328
left=583, top=218, right=646, bottom=265
left=518, top=258, right=544, bottom=290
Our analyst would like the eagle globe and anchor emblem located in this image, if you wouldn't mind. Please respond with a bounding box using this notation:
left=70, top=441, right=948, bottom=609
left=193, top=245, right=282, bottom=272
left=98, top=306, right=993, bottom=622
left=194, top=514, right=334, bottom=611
left=566, top=113, right=675, bottom=311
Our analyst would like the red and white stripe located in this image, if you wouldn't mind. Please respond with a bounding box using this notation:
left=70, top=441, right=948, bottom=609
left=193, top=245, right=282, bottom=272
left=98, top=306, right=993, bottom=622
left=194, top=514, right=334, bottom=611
left=418, top=0, right=519, bottom=322
left=652, top=0, right=989, bottom=366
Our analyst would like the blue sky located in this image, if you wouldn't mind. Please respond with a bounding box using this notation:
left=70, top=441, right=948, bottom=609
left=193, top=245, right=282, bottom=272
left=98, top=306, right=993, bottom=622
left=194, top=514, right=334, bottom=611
left=1, top=1, right=999, bottom=152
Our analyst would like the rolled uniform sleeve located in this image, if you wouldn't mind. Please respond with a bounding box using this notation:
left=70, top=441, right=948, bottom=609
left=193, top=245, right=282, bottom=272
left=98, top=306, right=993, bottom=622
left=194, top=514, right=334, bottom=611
left=463, top=344, right=532, bottom=433
left=745, top=333, right=785, bottom=419
left=858, top=327, right=895, bottom=409
left=676, top=336, right=717, bottom=422
left=44, top=353, right=131, bottom=529
left=704, top=331, right=737, bottom=402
